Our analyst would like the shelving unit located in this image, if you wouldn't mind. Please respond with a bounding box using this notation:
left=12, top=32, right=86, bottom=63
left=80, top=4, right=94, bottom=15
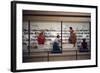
left=22, top=21, right=91, bottom=62
left=23, top=21, right=90, bottom=49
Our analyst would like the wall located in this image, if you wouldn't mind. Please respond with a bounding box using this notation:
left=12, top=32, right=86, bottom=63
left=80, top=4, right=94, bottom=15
left=23, top=21, right=90, bottom=50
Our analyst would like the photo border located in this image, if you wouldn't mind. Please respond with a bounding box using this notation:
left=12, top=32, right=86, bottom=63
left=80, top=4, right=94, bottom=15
left=11, top=1, right=98, bottom=72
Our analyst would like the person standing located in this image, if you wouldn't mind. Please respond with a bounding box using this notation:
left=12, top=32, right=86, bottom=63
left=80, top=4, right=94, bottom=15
left=69, top=27, right=77, bottom=47
left=37, top=31, right=45, bottom=45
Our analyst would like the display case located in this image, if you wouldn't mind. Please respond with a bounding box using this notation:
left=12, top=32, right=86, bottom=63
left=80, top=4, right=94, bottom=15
left=22, top=15, right=91, bottom=62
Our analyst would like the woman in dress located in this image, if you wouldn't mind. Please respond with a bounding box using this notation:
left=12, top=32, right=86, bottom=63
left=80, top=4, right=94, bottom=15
left=69, top=27, right=77, bottom=47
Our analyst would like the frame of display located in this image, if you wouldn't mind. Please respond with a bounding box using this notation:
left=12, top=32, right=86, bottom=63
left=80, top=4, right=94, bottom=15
left=11, top=1, right=98, bottom=72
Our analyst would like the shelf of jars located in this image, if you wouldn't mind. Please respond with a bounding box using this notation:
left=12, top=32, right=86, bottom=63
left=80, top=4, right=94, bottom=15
left=22, top=21, right=90, bottom=53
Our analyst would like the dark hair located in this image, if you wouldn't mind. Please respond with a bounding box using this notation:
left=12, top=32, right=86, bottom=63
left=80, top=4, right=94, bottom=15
left=57, top=35, right=60, bottom=38
left=69, top=27, right=72, bottom=30
left=82, top=39, right=86, bottom=42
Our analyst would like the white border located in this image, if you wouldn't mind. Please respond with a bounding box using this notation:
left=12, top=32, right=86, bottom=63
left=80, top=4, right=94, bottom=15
left=16, top=3, right=96, bottom=70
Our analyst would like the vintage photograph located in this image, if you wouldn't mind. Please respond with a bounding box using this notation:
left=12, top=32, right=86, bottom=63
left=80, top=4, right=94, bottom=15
left=11, top=1, right=97, bottom=72
left=22, top=10, right=91, bottom=63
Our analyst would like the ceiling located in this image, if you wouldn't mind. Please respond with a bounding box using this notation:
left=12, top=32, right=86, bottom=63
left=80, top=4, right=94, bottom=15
left=23, top=10, right=90, bottom=17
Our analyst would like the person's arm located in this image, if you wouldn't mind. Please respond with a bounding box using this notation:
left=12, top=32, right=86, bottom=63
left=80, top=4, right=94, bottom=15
left=81, top=43, right=83, bottom=48
left=85, top=42, right=88, bottom=48
left=44, top=36, right=46, bottom=43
